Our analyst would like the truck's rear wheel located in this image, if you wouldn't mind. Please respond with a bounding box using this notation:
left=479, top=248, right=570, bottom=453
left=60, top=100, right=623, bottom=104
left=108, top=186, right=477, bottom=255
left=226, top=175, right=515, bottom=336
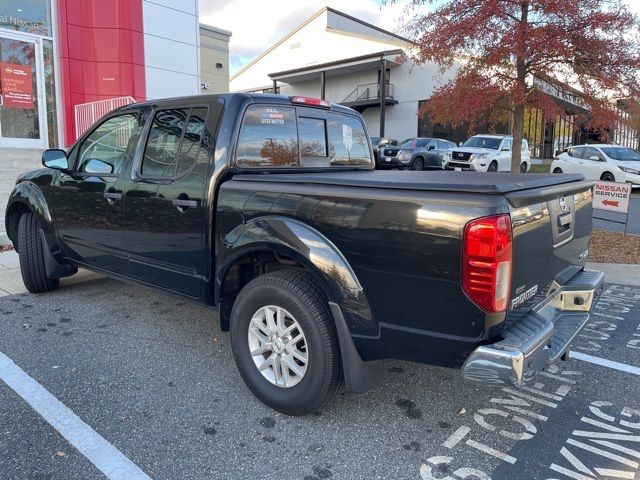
left=230, top=270, right=342, bottom=416
left=17, top=213, right=59, bottom=293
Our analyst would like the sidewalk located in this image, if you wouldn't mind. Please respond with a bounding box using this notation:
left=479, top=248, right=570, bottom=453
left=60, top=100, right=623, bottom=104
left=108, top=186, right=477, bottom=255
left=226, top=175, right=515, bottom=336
left=0, top=148, right=43, bottom=244
left=0, top=250, right=102, bottom=296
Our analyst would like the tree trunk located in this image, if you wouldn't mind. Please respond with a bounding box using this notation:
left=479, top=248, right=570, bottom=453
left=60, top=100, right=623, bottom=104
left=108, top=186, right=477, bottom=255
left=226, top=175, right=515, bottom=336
left=512, top=0, right=529, bottom=173
left=511, top=104, right=525, bottom=172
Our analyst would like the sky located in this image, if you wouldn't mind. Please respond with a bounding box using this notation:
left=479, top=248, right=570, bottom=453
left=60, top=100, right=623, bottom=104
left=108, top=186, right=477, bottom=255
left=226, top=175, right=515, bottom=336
left=199, top=0, right=640, bottom=76
left=198, top=0, right=410, bottom=75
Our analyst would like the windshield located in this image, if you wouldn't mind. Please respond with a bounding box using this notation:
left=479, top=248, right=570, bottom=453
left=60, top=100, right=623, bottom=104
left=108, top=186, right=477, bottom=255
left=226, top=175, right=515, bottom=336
left=399, top=138, right=415, bottom=147
left=463, top=137, right=502, bottom=150
left=600, top=147, right=640, bottom=161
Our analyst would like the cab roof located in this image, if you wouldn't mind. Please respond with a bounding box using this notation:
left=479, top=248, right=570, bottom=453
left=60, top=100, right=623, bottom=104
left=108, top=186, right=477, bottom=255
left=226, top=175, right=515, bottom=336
left=118, top=92, right=357, bottom=115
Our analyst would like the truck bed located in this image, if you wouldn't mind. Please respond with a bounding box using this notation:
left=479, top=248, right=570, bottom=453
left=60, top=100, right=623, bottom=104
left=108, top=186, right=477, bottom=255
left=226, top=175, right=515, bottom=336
left=233, top=170, right=586, bottom=194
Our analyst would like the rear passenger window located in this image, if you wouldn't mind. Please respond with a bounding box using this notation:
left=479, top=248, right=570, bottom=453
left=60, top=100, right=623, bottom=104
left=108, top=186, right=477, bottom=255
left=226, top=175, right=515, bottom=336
left=177, top=107, right=208, bottom=177
left=326, top=114, right=371, bottom=166
left=569, top=147, right=584, bottom=158
left=142, top=109, right=189, bottom=177
left=236, top=106, right=298, bottom=167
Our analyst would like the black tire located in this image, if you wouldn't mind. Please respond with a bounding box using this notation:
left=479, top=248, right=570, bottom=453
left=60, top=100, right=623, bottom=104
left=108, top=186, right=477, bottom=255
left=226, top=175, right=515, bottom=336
left=553, top=167, right=563, bottom=174
left=410, top=158, right=424, bottom=171
left=230, top=270, right=342, bottom=416
left=601, top=172, right=615, bottom=182
left=487, top=161, right=498, bottom=172
left=17, top=213, right=59, bottom=293
left=520, top=162, right=528, bottom=173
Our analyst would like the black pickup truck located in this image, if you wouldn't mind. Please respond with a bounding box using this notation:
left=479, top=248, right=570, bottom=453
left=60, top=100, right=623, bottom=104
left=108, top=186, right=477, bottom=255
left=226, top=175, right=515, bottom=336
left=5, top=93, right=603, bottom=415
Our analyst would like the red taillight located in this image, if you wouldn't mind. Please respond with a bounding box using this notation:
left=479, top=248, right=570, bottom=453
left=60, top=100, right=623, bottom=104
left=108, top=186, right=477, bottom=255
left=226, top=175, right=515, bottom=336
left=462, top=214, right=512, bottom=313
left=290, top=96, right=331, bottom=108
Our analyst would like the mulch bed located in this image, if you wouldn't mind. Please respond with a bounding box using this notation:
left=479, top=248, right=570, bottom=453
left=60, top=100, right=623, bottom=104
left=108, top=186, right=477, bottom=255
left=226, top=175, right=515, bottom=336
left=589, top=229, right=640, bottom=264
left=0, top=244, right=14, bottom=253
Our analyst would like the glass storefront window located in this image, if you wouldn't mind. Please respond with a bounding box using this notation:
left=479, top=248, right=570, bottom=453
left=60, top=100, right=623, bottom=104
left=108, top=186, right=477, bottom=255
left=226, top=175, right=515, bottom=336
left=0, top=36, right=40, bottom=140
left=0, top=0, right=52, bottom=37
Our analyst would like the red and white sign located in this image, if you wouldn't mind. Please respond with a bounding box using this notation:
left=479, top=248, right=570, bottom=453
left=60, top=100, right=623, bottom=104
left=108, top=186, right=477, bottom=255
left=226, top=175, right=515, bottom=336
left=0, top=62, right=34, bottom=109
left=593, top=181, right=631, bottom=214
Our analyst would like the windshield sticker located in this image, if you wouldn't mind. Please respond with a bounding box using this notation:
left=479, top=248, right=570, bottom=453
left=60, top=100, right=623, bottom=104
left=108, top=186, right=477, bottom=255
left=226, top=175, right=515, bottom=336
left=343, top=124, right=353, bottom=152
left=261, top=108, right=285, bottom=125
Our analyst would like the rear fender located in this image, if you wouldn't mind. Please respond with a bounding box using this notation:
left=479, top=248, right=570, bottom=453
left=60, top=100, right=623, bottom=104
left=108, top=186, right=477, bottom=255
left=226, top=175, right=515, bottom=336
left=217, top=216, right=374, bottom=333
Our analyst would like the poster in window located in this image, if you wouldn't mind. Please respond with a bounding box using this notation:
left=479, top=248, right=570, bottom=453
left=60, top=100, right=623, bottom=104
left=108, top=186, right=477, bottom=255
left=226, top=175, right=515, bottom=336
left=0, top=62, right=34, bottom=109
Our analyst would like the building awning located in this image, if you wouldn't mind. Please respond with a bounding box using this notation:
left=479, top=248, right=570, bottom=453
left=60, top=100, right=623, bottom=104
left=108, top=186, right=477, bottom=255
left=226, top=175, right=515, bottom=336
left=269, top=49, right=404, bottom=84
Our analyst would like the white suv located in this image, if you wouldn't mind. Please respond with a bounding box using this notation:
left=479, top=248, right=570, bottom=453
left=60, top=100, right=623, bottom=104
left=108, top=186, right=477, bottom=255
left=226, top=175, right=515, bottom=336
left=445, top=135, right=531, bottom=172
left=550, top=144, right=640, bottom=188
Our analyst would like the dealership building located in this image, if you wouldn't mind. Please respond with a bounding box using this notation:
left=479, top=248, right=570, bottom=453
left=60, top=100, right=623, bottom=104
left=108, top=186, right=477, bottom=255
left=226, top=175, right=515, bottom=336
left=0, top=0, right=230, bottom=149
left=231, top=7, right=639, bottom=157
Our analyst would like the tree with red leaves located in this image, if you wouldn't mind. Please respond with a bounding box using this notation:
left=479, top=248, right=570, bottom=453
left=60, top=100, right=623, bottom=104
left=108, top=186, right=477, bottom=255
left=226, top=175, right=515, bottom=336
left=403, top=0, right=640, bottom=171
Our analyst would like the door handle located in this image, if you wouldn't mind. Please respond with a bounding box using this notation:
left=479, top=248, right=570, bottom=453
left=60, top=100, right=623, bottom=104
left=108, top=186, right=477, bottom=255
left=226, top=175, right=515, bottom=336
left=103, top=192, right=122, bottom=204
left=172, top=197, right=197, bottom=213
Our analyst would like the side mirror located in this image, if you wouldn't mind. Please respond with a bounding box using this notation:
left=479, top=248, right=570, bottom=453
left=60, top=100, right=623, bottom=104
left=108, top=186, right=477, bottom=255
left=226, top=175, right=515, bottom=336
left=501, top=147, right=511, bottom=151
left=84, top=158, right=114, bottom=174
left=42, top=149, right=68, bottom=170
left=428, top=145, right=435, bottom=151
left=458, top=142, right=463, bottom=147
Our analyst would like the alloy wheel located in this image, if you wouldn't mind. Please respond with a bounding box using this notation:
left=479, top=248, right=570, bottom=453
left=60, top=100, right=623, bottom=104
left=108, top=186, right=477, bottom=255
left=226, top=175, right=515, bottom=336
left=247, top=305, right=309, bottom=388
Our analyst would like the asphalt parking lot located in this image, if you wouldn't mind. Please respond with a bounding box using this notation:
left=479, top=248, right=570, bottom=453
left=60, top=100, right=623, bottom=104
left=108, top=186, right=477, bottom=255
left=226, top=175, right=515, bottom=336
left=0, top=254, right=638, bottom=480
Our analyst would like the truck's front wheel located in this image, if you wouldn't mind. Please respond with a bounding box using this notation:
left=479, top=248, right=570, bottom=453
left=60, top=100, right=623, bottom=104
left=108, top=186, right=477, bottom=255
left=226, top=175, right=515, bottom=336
left=230, top=270, right=342, bottom=416
left=17, top=213, right=59, bottom=293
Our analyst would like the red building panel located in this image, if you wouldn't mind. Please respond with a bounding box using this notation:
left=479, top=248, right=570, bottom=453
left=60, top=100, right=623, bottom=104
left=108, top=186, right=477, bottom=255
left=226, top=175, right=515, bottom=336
left=57, top=0, right=146, bottom=145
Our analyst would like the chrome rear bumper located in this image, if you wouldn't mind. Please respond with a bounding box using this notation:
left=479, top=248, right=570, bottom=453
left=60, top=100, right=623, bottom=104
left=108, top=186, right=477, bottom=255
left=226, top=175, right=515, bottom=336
left=462, top=269, right=605, bottom=386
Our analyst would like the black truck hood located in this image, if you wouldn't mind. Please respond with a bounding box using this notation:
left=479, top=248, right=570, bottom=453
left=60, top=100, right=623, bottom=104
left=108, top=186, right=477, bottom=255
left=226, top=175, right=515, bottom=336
left=234, top=170, right=587, bottom=195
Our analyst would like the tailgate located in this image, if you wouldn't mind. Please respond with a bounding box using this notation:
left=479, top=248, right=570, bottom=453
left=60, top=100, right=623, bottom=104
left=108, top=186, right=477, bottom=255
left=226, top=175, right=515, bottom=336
left=505, top=179, right=594, bottom=316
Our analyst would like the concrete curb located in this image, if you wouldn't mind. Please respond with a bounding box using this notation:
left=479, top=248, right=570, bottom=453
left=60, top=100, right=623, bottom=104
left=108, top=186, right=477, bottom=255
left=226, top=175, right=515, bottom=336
left=586, top=262, right=640, bottom=286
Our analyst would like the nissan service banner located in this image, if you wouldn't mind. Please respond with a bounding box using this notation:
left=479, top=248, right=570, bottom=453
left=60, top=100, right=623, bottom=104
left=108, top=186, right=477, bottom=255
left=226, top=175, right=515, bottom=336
left=0, top=62, right=34, bottom=109
left=593, top=181, right=631, bottom=214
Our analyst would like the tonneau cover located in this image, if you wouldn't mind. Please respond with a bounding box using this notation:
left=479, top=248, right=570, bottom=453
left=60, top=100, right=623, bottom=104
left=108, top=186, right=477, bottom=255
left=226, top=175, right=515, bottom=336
left=232, top=170, right=586, bottom=194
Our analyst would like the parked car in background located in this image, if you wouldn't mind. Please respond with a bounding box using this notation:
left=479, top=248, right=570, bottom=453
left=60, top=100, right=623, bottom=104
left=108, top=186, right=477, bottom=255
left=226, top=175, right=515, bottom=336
left=377, top=137, right=455, bottom=170
left=370, top=137, right=397, bottom=162
left=550, top=144, right=640, bottom=188
left=446, top=135, right=530, bottom=172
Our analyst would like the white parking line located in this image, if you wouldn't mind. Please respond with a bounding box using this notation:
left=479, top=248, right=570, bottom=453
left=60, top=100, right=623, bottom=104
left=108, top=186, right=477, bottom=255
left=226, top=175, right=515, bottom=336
left=0, top=351, right=151, bottom=480
left=569, top=351, right=640, bottom=376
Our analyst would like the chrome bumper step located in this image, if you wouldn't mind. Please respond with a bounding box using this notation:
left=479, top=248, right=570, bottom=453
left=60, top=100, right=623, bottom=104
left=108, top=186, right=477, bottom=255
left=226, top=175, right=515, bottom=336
left=462, top=269, right=605, bottom=386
